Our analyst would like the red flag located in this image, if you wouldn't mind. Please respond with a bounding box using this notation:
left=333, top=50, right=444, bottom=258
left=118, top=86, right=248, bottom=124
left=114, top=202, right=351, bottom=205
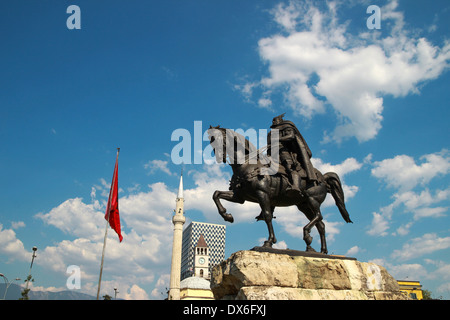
left=105, top=150, right=123, bottom=242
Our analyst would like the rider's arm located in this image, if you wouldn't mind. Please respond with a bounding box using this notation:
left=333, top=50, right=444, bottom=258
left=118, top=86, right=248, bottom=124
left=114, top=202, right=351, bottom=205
left=279, top=128, right=295, bottom=141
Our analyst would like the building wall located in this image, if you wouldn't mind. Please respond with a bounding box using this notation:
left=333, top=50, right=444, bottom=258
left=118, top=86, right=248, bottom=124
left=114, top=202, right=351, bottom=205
left=181, top=222, right=226, bottom=280
left=397, top=280, right=423, bottom=300
left=180, top=288, right=214, bottom=300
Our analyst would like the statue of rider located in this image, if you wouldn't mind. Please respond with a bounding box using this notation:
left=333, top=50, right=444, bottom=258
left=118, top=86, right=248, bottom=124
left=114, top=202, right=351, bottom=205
left=267, top=114, right=317, bottom=195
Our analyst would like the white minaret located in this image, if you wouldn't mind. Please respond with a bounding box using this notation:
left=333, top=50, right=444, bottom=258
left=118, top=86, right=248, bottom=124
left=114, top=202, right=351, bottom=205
left=168, top=173, right=185, bottom=300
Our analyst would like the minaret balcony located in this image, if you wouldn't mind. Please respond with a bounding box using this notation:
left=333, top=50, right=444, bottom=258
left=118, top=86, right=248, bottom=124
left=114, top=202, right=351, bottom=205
left=172, top=214, right=186, bottom=224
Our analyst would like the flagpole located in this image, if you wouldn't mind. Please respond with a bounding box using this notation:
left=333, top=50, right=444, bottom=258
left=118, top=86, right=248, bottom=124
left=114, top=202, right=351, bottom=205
left=96, top=148, right=120, bottom=300
left=96, top=218, right=109, bottom=300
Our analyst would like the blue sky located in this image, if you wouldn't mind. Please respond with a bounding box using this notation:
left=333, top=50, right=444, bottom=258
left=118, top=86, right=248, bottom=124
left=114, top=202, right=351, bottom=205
left=0, top=0, right=449, bottom=299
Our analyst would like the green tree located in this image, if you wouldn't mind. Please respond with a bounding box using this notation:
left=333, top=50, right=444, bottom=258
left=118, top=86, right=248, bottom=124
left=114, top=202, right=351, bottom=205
left=19, top=275, right=34, bottom=300
left=19, top=288, right=30, bottom=300
left=422, top=289, right=433, bottom=300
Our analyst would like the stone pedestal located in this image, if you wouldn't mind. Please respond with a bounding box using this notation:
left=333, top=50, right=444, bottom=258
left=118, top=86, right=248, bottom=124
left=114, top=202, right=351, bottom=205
left=210, top=248, right=409, bottom=300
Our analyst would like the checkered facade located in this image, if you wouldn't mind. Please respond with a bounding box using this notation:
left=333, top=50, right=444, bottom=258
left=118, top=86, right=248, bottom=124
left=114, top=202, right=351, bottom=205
left=181, top=221, right=226, bottom=280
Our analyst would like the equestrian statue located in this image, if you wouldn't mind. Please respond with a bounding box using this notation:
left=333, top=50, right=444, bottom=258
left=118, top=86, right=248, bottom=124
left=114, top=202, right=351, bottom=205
left=208, top=114, right=352, bottom=254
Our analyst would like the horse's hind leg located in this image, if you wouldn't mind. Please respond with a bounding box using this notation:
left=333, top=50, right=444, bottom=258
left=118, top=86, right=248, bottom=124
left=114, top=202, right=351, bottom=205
left=316, top=220, right=327, bottom=254
left=302, top=196, right=323, bottom=252
left=303, top=212, right=322, bottom=252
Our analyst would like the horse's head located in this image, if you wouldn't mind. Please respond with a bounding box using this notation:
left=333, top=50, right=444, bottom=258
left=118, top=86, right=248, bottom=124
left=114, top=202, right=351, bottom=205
left=208, top=126, right=260, bottom=166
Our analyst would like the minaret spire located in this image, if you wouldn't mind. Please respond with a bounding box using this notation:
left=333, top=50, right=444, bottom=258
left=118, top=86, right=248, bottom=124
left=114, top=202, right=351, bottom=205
left=169, top=172, right=185, bottom=300
left=177, top=171, right=184, bottom=200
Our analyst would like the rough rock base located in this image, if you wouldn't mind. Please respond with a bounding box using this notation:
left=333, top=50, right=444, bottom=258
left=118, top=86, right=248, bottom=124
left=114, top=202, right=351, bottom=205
left=210, top=249, right=408, bottom=300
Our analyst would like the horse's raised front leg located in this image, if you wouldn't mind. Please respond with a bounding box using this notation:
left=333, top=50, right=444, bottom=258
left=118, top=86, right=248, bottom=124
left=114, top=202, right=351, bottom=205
left=212, top=190, right=244, bottom=223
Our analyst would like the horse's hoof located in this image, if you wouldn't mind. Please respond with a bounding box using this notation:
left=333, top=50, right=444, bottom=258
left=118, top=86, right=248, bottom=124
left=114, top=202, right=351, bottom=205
left=263, top=241, right=273, bottom=248
left=306, top=246, right=316, bottom=252
left=224, top=213, right=234, bottom=223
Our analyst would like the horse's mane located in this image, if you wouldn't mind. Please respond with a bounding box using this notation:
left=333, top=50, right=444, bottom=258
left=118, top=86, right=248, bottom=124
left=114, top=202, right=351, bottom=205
left=221, top=128, right=270, bottom=164
left=226, top=129, right=257, bottom=151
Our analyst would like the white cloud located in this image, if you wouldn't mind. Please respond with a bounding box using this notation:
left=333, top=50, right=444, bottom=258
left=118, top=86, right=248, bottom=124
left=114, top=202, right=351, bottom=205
left=123, top=284, right=149, bottom=300
left=391, top=233, right=450, bottom=261
left=233, top=82, right=258, bottom=104
left=396, top=221, right=414, bottom=236
left=243, top=0, right=450, bottom=143
left=144, top=159, right=174, bottom=176
left=119, top=182, right=175, bottom=237
left=276, top=206, right=310, bottom=240
left=436, top=282, right=450, bottom=296
left=312, top=157, right=363, bottom=178
left=258, top=98, right=273, bottom=109
left=370, top=257, right=450, bottom=294
left=366, top=211, right=390, bottom=237
left=372, top=258, right=450, bottom=297
left=393, top=188, right=450, bottom=213
left=386, top=263, right=429, bottom=280
left=151, top=274, right=170, bottom=299
left=368, top=187, right=449, bottom=237
left=425, top=259, right=450, bottom=278
left=368, top=150, right=450, bottom=236
left=0, top=224, right=28, bottom=262
left=271, top=1, right=301, bottom=32
left=11, top=221, right=26, bottom=229
left=36, top=198, right=105, bottom=241
left=413, top=206, right=447, bottom=220
left=39, top=238, right=103, bottom=280
left=346, top=245, right=361, bottom=256
left=369, top=258, right=431, bottom=282
left=31, top=284, right=66, bottom=292
left=31, top=180, right=177, bottom=299
left=371, top=150, right=450, bottom=191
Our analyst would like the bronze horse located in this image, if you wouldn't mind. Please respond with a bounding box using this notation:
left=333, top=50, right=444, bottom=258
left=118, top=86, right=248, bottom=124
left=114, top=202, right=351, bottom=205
left=208, top=126, right=352, bottom=254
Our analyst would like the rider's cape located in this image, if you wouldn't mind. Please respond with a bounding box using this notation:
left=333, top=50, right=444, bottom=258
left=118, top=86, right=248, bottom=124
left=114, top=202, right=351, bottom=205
left=268, top=120, right=316, bottom=181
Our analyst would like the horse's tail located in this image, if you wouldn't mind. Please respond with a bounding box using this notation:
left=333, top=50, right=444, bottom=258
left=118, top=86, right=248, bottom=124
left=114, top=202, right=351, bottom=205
left=324, top=172, right=352, bottom=223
